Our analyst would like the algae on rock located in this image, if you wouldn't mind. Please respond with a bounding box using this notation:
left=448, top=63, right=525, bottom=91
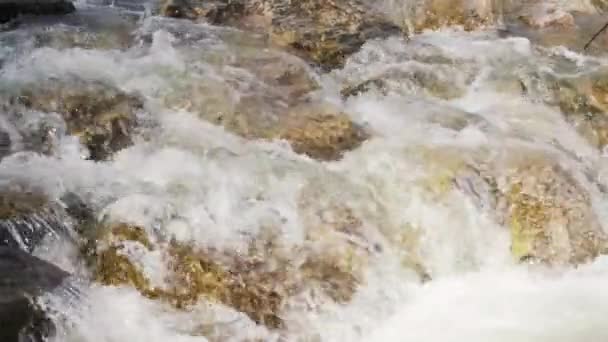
left=501, top=159, right=608, bottom=265
left=9, top=78, right=144, bottom=161
left=159, top=0, right=403, bottom=69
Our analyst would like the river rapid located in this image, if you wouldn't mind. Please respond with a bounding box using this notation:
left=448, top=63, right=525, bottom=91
left=2, top=0, right=608, bottom=341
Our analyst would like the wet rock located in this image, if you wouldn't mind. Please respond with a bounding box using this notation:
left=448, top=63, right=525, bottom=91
left=159, top=0, right=403, bottom=69
left=0, top=129, right=10, bottom=159
left=91, top=216, right=372, bottom=331
left=0, top=0, right=75, bottom=24
left=340, top=67, right=467, bottom=100
left=549, top=70, right=608, bottom=149
left=93, top=223, right=287, bottom=328
left=32, top=25, right=134, bottom=51
left=383, top=0, right=497, bottom=33
left=0, top=189, right=73, bottom=253
left=341, top=79, right=387, bottom=98
left=0, top=246, right=69, bottom=342
left=499, top=158, right=608, bottom=265
left=275, top=103, right=368, bottom=160
left=11, top=78, right=144, bottom=161
left=164, top=73, right=366, bottom=160
left=404, top=146, right=608, bottom=266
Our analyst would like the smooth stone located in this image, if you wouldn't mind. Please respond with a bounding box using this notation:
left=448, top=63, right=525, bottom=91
left=0, top=247, right=70, bottom=342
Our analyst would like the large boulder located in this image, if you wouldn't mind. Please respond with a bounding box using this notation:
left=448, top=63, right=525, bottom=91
left=0, top=247, right=70, bottom=342
left=159, top=0, right=403, bottom=69
left=0, top=0, right=75, bottom=23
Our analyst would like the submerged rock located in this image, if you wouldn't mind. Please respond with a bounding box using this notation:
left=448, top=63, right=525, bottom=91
left=0, top=246, right=70, bottom=342
left=0, top=0, right=75, bottom=23
left=10, top=78, right=144, bottom=161
left=159, top=0, right=402, bottom=69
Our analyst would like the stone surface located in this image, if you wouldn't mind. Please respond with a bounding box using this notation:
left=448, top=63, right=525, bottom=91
left=274, top=103, right=368, bottom=160
left=90, top=213, right=372, bottom=331
left=9, top=78, right=144, bottom=161
left=549, top=69, right=608, bottom=149
left=400, top=146, right=608, bottom=266
left=0, top=189, right=73, bottom=253
left=159, top=0, right=402, bottom=69
left=0, top=0, right=75, bottom=23
left=0, top=247, right=69, bottom=342
left=500, top=158, right=608, bottom=265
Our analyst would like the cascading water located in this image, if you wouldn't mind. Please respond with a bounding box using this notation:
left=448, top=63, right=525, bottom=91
left=2, top=0, right=608, bottom=341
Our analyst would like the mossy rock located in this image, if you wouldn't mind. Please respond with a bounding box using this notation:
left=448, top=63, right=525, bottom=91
left=11, top=78, right=144, bottom=161
left=408, top=0, right=494, bottom=32
left=502, top=160, right=608, bottom=265
left=93, top=223, right=286, bottom=328
left=549, top=71, right=608, bottom=149
left=92, top=216, right=372, bottom=331
left=159, top=0, right=403, bottom=69
left=274, top=104, right=368, bottom=161
left=164, top=75, right=367, bottom=160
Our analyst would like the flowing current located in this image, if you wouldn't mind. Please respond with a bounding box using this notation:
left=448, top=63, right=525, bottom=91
left=2, top=1, right=608, bottom=341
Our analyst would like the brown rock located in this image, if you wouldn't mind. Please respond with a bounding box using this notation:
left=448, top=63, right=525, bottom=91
left=501, top=158, right=608, bottom=265
left=276, top=104, right=368, bottom=161
left=12, top=78, right=144, bottom=161
left=159, top=0, right=402, bottom=69
left=550, top=70, right=608, bottom=149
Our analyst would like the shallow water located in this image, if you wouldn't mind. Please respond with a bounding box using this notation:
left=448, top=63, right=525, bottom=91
left=2, top=1, right=608, bottom=341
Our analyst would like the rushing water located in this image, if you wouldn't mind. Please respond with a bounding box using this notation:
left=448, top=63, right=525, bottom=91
left=2, top=1, right=608, bottom=341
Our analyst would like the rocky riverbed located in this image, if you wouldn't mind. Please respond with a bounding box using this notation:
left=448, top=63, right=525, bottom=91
left=3, top=0, right=608, bottom=341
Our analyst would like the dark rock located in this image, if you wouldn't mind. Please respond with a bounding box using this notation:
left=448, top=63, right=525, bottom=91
left=0, top=247, right=69, bottom=342
left=0, top=130, right=10, bottom=159
left=0, top=1, right=76, bottom=24
left=0, top=190, right=74, bottom=253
